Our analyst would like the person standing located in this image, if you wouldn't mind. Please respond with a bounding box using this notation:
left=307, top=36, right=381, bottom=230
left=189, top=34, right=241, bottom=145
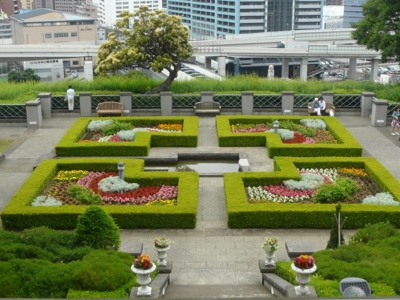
left=66, top=85, right=75, bottom=111
left=319, top=96, right=326, bottom=116
left=391, top=106, right=400, bottom=135
left=311, top=98, right=321, bottom=116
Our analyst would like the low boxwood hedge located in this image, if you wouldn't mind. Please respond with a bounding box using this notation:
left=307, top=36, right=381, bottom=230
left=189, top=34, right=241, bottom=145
left=225, top=157, right=400, bottom=229
left=216, top=116, right=362, bottom=158
left=1, top=158, right=199, bottom=230
left=55, top=116, right=198, bottom=157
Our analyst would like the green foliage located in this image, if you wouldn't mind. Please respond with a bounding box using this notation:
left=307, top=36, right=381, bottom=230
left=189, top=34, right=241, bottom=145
left=351, top=0, right=400, bottom=62
left=67, top=288, right=128, bottom=298
left=102, top=121, right=132, bottom=136
left=314, top=178, right=360, bottom=204
left=326, top=204, right=345, bottom=249
left=67, top=184, right=102, bottom=205
left=350, top=221, right=399, bottom=243
left=8, top=68, right=40, bottom=83
left=75, top=206, right=121, bottom=250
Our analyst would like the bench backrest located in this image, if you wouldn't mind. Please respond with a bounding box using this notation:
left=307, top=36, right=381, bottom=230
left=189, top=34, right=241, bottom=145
left=194, top=101, right=221, bottom=109
left=97, top=102, right=123, bottom=110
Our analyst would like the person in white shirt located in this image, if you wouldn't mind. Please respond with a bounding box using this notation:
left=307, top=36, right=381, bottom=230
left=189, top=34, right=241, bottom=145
left=319, top=96, right=326, bottom=116
left=66, top=85, right=75, bottom=111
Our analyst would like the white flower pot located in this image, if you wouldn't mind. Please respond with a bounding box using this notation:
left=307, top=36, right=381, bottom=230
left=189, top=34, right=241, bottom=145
left=291, top=263, right=317, bottom=296
left=131, top=263, right=156, bottom=296
left=264, top=250, right=276, bottom=266
left=153, top=245, right=170, bottom=266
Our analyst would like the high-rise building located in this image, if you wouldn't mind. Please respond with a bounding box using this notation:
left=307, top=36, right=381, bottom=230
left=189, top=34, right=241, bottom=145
left=0, top=0, right=21, bottom=16
left=343, top=0, right=365, bottom=28
left=76, top=0, right=98, bottom=19
left=98, top=0, right=162, bottom=28
left=33, top=0, right=87, bottom=14
left=167, top=0, right=323, bottom=37
left=325, top=0, right=343, bottom=5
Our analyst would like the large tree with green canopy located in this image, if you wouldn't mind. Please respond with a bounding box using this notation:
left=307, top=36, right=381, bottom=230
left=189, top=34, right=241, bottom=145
left=96, top=6, right=194, bottom=93
left=351, top=0, right=400, bottom=62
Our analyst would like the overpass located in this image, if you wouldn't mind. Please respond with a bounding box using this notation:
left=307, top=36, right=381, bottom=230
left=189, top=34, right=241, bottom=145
left=0, top=28, right=381, bottom=81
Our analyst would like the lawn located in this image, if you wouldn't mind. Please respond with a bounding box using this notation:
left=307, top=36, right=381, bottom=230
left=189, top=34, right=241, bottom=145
left=0, top=139, right=13, bottom=152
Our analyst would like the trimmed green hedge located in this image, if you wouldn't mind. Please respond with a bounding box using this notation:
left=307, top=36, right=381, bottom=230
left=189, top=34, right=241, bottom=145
left=224, top=157, right=400, bottom=229
left=216, top=116, right=362, bottom=158
left=1, top=158, right=199, bottom=230
left=55, top=116, right=198, bottom=157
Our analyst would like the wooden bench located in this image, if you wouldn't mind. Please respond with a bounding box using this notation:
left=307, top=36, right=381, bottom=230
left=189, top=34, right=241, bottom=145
left=194, top=101, right=221, bottom=115
left=96, top=101, right=124, bottom=117
left=308, top=101, right=335, bottom=116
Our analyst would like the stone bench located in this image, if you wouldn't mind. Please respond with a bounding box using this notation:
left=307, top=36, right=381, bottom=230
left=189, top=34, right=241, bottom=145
left=308, top=101, right=335, bottom=116
left=285, top=241, right=315, bottom=259
left=194, top=101, right=221, bottom=115
left=96, top=101, right=124, bottom=117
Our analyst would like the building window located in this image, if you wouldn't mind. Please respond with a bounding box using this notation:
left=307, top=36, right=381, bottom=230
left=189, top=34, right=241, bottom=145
left=72, top=61, right=79, bottom=65
left=71, top=32, right=77, bottom=37
left=44, top=33, right=52, bottom=38
left=54, top=32, right=68, bottom=38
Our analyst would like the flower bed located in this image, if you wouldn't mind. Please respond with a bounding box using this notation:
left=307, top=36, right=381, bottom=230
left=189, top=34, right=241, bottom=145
left=224, top=157, right=400, bottom=229
left=55, top=116, right=198, bottom=157
left=1, top=158, right=199, bottom=230
left=216, top=116, right=362, bottom=157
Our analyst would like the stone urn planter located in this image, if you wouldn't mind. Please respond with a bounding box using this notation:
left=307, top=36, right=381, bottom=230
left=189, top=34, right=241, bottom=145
left=264, top=250, right=276, bottom=266
left=131, top=263, right=156, bottom=296
left=291, top=263, right=317, bottom=296
left=153, top=245, right=170, bottom=266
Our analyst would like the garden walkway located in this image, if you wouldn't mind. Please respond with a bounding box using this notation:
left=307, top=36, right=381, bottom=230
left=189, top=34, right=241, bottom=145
left=1, top=115, right=400, bottom=298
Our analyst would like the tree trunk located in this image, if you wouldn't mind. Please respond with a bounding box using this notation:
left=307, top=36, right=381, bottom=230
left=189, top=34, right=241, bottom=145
left=146, top=63, right=180, bottom=94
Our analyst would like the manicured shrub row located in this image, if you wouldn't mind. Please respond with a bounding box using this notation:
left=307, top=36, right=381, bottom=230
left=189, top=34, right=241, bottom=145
left=224, top=157, right=400, bottom=229
left=0, top=158, right=199, bottom=230
left=216, top=116, right=362, bottom=158
left=55, top=116, right=198, bottom=157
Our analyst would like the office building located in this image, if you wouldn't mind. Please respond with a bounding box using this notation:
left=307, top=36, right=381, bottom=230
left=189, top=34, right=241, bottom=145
left=0, top=0, right=21, bottom=16
left=98, top=0, right=162, bottom=28
left=325, top=0, right=343, bottom=5
left=76, top=0, right=98, bottom=19
left=343, top=0, right=365, bottom=28
left=33, top=0, right=87, bottom=14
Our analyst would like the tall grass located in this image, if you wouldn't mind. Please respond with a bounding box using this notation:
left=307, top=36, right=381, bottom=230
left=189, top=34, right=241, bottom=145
left=0, top=74, right=399, bottom=104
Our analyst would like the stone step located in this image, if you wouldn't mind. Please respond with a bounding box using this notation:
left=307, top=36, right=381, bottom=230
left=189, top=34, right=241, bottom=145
left=163, top=284, right=274, bottom=298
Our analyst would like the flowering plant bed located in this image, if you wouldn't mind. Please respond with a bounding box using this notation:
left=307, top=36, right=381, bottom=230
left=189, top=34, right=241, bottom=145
left=247, top=167, right=386, bottom=204
left=133, top=254, right=153, bottom=270
left=154, top=237, right=174, bottom=248
left=293, top=255, right=315, bottom=269
left=216, top=116, right=362, bottom=158
left=224, top=157, right=400, bottom=229
left=55, top=116, right=198, bottom=157
left=1, top=158, right=199, bottom=230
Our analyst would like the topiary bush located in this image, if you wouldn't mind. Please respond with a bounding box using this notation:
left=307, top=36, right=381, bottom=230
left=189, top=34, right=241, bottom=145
left=102, top=121, right=132, bottom=136
left=349, top=221, right=399, bottom=243
left=314, top=177, right=360, bottom=203
left=75, top=206, right=121, bottom=250
left=67, top=184, right=102, bottom=205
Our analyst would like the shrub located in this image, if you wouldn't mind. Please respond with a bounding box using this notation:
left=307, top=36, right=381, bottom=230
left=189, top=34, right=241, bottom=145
left=314, top=178, right=360, bottom=203
left=350, top=222, right=399, bottom=243
left=31, top=195, right=62, bottom=206
left=284, top=172, right=325, bottom=190
left=362, top=192, right=400, bottom=206
left=0, top=244, right=55, bottom=261
left=57, top=247, right=93, bottom=263
left=300, top=119, right=327, bottom=130
left=102, top=121, right=132, bottom=136
left=87, top=120, right=114, bottom=131
left=75, top=206, right=121, bottom=250
left=98, top=176, right=139, bottom=192
left=21, top=226, right=76, bottom=250
left=67, top=184, right=102, bottom=205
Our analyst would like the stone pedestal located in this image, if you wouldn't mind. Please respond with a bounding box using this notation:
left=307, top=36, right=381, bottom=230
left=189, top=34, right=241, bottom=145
left=120, top=92, right=132, bottom=115
left=285, top=241, right=314, bottom=259
left=37, top=92, right=52, bottom=119
left=25, top=99, right=42, bottom=129
left=160, top=92, right=173, bottom=116
left=79, top=92, right=92, bottom=116
left=361, top=92, right=375, bottom=118
left=321, top=91, right=334, bottom=104
left=201, top=91, right=213, bottom=103
left=370, top=98, right=388, bottom=127
left=241, top=92, right=254, bottom=115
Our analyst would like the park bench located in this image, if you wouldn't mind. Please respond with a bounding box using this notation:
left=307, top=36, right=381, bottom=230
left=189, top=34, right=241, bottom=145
left=194, top=101, right=221, bottom=115
left=308, top=101, right=335, bottom=116
left=96, top=101, right=124, bottom=117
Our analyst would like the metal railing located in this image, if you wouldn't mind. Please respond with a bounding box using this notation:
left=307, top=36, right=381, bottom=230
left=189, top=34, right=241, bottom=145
left=0, top=104, right=26, bottom=119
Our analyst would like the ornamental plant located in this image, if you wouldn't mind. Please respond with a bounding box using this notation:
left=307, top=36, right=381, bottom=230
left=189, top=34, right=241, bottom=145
left=133, top=254, right=153, bottom=269
left=293, top=254, right=315, bottom=269
left=154, top=237, right=174, bottom=248
left=261, top=237, right=279, bottom=252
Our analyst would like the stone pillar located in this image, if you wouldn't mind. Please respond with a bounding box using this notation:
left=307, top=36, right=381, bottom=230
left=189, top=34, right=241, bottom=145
left=120, top=92, right=132, bottom=115
left=25, top=99, right=42, bottom=129
left=300, top=58, right=308, bottom=82
left=37, top=92, right=52, bottom=119
left=79, top=92, right=92, bottom=116
left=189, top=56, right=196, bottom=63
left=371, top=98, right=388, bottom=127
left=217, top=56, right=226, bottom=77
left=205, top=58, right=212, bottom=70
left=84, top=61, right=93, bottom=81
left=281, top=58, right=289, bottom=78
left=322, top=91, right=334, bottom=103
left=348, top=58, right=357, bottom=80
left=160, top=92, right=173, bottom=116
left=201, top=91, right=213, bottom=102
left=282, top=91, right=294, bottom=115
left=370, top=59, right=380, bottom=82
left=241, top=92, right=254, bottom=115
left=361, top=92, right=375, bottom=118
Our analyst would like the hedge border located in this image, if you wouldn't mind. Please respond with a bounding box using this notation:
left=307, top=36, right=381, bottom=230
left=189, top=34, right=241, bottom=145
left=55, top=116, right=199, bottom=157
left=0, top=158, right=199, bottom=230
left=216, top=116, right=362, bottom=158
left=224, top=157, right=400, bottom=229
